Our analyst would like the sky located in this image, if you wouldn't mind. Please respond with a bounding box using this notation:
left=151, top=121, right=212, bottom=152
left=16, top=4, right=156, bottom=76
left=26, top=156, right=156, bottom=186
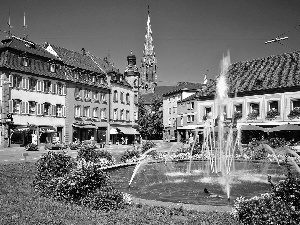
left=1, top=0, right=300, bottom=86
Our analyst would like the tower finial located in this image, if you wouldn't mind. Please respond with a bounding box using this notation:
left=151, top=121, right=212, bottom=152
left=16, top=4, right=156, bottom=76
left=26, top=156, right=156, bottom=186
left=23, top=12, right=28, bottom=39
left=7, top=11, right=12, bottom=37
left=148, top=5, right=150, bottom=14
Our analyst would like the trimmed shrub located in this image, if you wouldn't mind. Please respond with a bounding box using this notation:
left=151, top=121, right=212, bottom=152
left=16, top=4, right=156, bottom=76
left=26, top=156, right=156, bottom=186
left=25, top=143, right=38, bottom=151
left=120, top=148, right=141, bottom=163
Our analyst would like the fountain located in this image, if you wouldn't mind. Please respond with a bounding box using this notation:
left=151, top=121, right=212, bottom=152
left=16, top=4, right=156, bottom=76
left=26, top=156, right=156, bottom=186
left=110, top=51, right=300, bottom=207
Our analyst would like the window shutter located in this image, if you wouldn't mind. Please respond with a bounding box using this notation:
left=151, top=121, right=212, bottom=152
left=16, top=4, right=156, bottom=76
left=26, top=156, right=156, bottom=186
left=0, top=74, right=2, bottom=87
left=21, top=101, right=25, bottom=114
left=9, top=100, right=13, bottom=113
left=25, top=102, right=29, bottom=114
left=41, top=104, right=44, bottom=115
left=62, top=106, right=66, bottom=117
left=36, top=103, right=40, bottom=115
left=26, top=78, right=29, bottom=90
left=9, top=75, right=13, bottom=87
left=63, top=85, right=66, bottom=95
left=37, top=80, right=41, bottom=91
left=22, top=78, right=25, bottom=90
left=54, top=105, right=57, bottom=117
left=41, top=81, right=44, bottom=92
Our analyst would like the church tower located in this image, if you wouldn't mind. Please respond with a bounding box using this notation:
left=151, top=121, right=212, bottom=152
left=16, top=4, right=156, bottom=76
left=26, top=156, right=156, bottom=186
left=124, top=51, right=140, bottom=88
left=140, top=6, right=157, bottom=95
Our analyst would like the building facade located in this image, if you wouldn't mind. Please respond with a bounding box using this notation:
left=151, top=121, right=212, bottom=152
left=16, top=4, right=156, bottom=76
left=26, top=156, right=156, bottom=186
left=0, top=37, right=67, bottom=148
left=177, top=51, right=300, bottom=143
left=162, top=82, right=203, bottom=142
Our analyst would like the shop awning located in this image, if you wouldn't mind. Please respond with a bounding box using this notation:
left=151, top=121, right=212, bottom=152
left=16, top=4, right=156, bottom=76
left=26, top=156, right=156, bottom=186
left=118, top=127, right=139, bottom=135
left=110, top=128, right=118, bottom=134
left=177, top=125, right=204, bottom=130
left=73, top=124, right=96, bottom=129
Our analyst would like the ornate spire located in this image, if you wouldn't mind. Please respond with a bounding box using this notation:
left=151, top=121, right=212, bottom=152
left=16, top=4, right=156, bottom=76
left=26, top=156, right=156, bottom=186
left=140, top=5, right=157, bottom=93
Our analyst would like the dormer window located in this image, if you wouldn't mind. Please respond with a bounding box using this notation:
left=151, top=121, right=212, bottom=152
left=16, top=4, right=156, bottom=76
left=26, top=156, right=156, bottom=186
left=50, top=64, right=56, bottom=73
left=22, top=57, right=29, bottom=67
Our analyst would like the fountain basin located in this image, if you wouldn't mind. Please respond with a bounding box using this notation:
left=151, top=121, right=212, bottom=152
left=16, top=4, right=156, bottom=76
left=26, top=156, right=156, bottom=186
left=108, top=160, right=286, bottom=206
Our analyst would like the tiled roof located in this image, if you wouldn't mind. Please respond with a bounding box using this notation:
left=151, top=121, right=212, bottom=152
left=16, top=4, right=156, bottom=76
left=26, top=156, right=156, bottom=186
left=162, top=82, right=203, bottom=97
left=49, top=44, right=106, bottom=74
left=0, top=36, right=58, bottom=60
left=141, top=85, right=176, bottom=104
left=181, top=51, right=300, bottom=102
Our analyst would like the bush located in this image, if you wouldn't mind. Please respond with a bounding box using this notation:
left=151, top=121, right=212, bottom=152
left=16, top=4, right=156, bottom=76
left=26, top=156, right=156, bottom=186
left=244, top=140, right=268, bottom=160
left=77, top=147, right=115, bottom=165
left=44, top=143, right=64, bottom=150
left=268, top=137, right=287, bottom=148
left=69, top=142, right=81, bottom=150
left=232, top=162, right=300, bottom=224
left=25, top=143, right=38, bottom=151
left=120, top=148, right=141, bottom=163
left=33, top=151, right=75, bottom=196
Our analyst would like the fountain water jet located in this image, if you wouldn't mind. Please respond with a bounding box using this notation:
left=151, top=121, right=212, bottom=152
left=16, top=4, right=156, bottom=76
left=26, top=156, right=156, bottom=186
left=202, top=50, right=235, bottom=200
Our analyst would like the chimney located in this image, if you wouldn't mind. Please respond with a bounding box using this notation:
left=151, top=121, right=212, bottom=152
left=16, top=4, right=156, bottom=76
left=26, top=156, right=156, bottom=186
left=81, top=48, right=86, bottom=55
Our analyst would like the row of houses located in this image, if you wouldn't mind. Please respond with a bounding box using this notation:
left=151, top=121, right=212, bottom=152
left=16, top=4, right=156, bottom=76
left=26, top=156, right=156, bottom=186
left=163, top=51, right=300, bottom=142
left=0, top=36, right=140, bottom=148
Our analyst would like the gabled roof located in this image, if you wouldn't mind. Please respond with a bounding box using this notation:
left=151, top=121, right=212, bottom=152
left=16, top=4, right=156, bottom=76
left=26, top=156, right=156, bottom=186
left=162, top=82, right=203, bottom=97
left=0, top=36, right=59, bottom=60
left=48, top=44, right=106, bottom=74
left=180, top=51, right=300, bottom=103
left=141, top=85, right=176, bottom=104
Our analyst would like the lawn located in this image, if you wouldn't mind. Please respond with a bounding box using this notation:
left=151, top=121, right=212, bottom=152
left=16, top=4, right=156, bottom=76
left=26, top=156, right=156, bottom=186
left=0, top=162, right=240, bottom=225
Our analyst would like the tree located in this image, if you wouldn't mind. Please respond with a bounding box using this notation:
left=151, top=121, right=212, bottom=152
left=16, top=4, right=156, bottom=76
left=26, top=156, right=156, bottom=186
left=137, top=94, right=163, bottom=140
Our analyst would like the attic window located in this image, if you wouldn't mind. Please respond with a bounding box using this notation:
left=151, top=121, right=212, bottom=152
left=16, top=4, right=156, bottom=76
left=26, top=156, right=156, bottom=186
left=22, top=57, right=29, bottom=67
left=50, top=64, right=56, bottom=73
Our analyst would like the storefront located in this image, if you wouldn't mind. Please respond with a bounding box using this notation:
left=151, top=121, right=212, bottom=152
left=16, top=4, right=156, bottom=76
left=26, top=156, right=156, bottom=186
left=72, top=124, right=96, bottom=142
left=110, top=126, right=139, bottom=144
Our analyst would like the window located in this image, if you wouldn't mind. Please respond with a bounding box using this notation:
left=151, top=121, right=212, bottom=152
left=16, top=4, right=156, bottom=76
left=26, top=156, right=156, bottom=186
left=292, top=99, right=300, bottom=109
left=44, top=102, right=51, bottom=116
left=113, top=109, right=118, bottom=120
left=134, top=111, right=138, bottom=121
left=100, top=92, right=106, bottom=103
left=190, top=115, right=195, bottom=122
left=75, top=105, right=81, bottom=117
left=205, top=107, right=212, bottom=116
left=180, top=117, right=183, bottom=126
left=75, top=87, right=82, bottom=99
left=268, top=101, right=279, bottom=111
left=126, top=93, right=130, bottom=105
left=187, top=115, right=190, bottom=123
left=36, top=80, right=43, bottom=92
left=44, top=80, right=51, bottom=93
left=126, top=110, right=130, bottom=121
left=29, top=101, right=36, bottom=115
left=84, top=89, right=91, bottom=101
left=168, top=118, right=171, bottom=125
left=57, top=83, right=63, bottom=95
left=9, top=99, right=21, bottom=114
left=21, top=101, right=29, bottom=114
left=250, top=103, right=260, bottom=114
left=113, top=91, right=118, bottom=102
left=50, top=64, right=56, bottom=73
left=120, top=92, right=124, bottom=103
left=22, top=57, right=30, bottom=67
left=83, top=106, right=90, bottom=117
left=51, top=82, right=57, bottom=94
left=120, top=109, right=124, bottom=120
left=100, top=108, right=106, bottom=119
left=169, top=108, right=172, bottom=114
left=56, top=105, right=62, bottom=117
left=93, top=91, right=98, bottom=101
left=190, top=102, right=194, bottom=110
left=29, top=78, right=37, bottom=91
left=93, top=108, right=98, bottom=118
left=235, top=104, right=242, bottom=113
left=12, top=75, right=22, bottom=89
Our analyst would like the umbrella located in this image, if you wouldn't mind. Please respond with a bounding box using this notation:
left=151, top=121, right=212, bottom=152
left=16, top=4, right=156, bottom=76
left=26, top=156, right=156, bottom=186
left=269, top=123, right=300, bottom=132
left=241, top=124, right=266, bottom=132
